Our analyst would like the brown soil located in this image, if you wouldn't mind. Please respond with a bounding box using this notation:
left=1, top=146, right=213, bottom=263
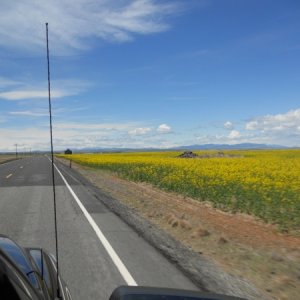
left=60, top=159, right=300, bottom=300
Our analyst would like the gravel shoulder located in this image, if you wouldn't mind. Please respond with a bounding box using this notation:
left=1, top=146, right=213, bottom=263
left=56, top=158, right=300, bottom=300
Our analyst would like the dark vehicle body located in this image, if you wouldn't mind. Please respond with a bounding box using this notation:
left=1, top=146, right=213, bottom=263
left=0, top=234, right=245, bottom=300
left=0, top=235, right=72, bottom=300
left=110, top=286, right=246, bottom=300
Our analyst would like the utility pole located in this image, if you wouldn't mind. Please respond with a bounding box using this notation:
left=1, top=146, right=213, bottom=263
left=15, top=144, right=18, bottom=158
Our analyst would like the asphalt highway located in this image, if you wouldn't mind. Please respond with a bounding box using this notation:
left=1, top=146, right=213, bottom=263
left=0, top=156, right=198, bottom=300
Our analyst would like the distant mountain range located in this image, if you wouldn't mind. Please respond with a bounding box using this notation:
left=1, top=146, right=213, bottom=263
left=1, top=143, right=294, bottom=154
left=170, top=143, right=289, bottom=151
left=59, top=143, right=290, bottom=153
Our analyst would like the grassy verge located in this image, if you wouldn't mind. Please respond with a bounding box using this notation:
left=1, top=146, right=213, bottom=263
left=0, top=155, right=18, bottom=165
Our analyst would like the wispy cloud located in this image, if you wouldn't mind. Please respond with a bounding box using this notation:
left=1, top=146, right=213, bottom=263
left=54, top=122, right=138, bottom=131
left=0, top=120, right=176, bottom=151
left=228, top=130, right=240, bottom=139
left=9, top=110, right=49, bottom=117
left=245, top=108, right=300, bottom=132
left=128, top=127, right=152, bottom=136
left=0, top=89, right=66, bottom=100
left=224, top=121, right=233, bottom=130
left=157, top=123, right=172, bottom=133
left=0, top=78, right=91, bottom=100
left=194, top=108, right=300, bottom=146
left=0, top=0, right=181, bottom=54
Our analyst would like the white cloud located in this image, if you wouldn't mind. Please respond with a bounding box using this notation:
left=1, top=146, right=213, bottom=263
left=128, top=127, right=151, bottom=136
left=0, top=122, right=129, bottom=151
left=245, top=108, right=300, bottom=132
left=0, top=121, right=175, bottom=151
left=195, top=134, right=234, bottom=144
left=0, top=78, right=91, bottom=100
left=195, top=131, right=257, bottom=145
left=0, top=0, right=181, bottom=53
left=0, top=89, right=66, bottom=100
left=245, top=120, right=258, bottom=130
left=55, top=122, right=137, bottom=131
left=157, top=123, right=171, bottom=133
left=3, top=108, right=300, bottom=151
left=9, top=110, right=49, bottom=117
left=228, top=130, right=240, bottom=139
left=224, top=121, right=233, bottom=129
left=194, top=109, right=300, bottom=146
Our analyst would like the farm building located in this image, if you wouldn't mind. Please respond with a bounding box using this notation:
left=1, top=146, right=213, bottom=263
left=64, top=149, right=72, bottom=155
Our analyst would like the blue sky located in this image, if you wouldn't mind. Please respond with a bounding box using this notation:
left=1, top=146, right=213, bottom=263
left=0, top=0, right=300, bottom=151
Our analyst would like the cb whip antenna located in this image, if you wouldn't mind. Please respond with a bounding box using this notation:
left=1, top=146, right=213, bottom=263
left=46, top=22, right=61, bottom=299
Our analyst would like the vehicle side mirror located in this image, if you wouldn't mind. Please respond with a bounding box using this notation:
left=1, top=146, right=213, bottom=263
left=28, top=248, right=44, bottom=280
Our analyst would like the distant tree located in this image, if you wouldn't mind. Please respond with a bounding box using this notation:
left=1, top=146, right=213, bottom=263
left=64, top=149, right=72, bottom=155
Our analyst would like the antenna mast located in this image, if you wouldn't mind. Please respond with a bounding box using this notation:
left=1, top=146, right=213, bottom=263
left=46, top=22, right=60, bottom=299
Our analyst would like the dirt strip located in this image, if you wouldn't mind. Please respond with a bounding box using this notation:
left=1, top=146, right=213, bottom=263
left=0, top=156, right=19, bottom=165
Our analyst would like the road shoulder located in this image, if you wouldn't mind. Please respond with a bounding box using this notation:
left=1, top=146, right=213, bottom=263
left=55, top=158, right=269, bottom=300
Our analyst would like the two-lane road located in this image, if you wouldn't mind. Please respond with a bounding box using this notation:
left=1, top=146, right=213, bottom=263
left=0, top=156, right=198, bottom=299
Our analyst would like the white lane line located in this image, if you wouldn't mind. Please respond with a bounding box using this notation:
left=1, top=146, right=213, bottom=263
left=50, top=158, right=137, bottom=286
left=6, top=173, right=13, bottom=179
left=20, top=166, right=24, bottom=169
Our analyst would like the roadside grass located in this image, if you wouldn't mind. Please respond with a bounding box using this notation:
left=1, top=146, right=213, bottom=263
left=0, top=155, right=18, bottom=165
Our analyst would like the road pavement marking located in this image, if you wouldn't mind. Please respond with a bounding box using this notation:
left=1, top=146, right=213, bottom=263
left=6, top=173, right=12, bottom=179
left=50, top=159, right=137, bottom=286
left=20, top=166, right=23, bottom=169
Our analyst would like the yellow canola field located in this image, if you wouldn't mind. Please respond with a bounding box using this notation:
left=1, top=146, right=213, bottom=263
left=58, top=150, right=300, bottom=230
